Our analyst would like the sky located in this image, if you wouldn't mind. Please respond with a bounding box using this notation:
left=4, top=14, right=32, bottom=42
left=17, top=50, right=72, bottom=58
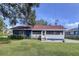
left=3, top=3, right=79, bottom=29
left=35, top=3, right=79, bottom=29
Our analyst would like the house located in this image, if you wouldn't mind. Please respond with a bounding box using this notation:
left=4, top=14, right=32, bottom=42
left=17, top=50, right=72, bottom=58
left=65, top=28, right=79, bottom=38
left=10, top=25, right=65, bottom=41
left=65, top=24, right=79, bottom=39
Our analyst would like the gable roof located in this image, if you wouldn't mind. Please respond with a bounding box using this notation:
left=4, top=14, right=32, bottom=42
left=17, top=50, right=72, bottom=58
left=66, top=28, right=79, bottom=32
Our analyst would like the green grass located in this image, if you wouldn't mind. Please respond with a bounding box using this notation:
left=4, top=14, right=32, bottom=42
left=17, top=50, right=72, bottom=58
left=0, top=39, right=79, bottom=56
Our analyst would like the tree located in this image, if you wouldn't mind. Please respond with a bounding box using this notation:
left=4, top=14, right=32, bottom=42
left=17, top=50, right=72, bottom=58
left=0, top=3, right=39, bottom=26
left=55, top=19, right=59, bottom=25
left=27, top=10, right=36, bottom=25
left=0, top=3, right=18, bottom=26
left=0, top=16, right=4, bottom=31
left=18, top=3, right=39, bottom=25
left=36, top=19, right=48, bottom=25
left=0, top=16, right=7, bottom=35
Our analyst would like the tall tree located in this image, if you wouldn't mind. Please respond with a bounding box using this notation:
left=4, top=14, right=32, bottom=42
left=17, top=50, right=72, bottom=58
left=27, top=10, right=36, bottom=25
left=0, top=3, right=39, bottom=26
left=0, top=16, right=4, bottom=31
left=19, top=3, right=39, bottom=25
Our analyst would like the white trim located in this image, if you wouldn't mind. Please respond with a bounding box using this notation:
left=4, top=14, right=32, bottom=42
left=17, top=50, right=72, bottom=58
left=12, top=28, right=64, bottom=31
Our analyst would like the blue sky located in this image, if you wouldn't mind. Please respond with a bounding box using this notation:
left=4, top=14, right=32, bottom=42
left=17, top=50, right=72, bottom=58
left=4, top=3, right=79, bottom=29
left=35, top=3, right=79, bottom=29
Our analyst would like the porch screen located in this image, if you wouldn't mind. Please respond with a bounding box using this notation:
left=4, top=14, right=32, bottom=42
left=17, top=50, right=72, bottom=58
left=46, top=31, right=63, bottom=35
left=33, top=31, right=41, bottom=34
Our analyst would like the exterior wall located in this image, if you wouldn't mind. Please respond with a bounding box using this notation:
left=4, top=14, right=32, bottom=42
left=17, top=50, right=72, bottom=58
left=12, top=29, right=64, bottom=41
left=31, top=30, right=65, bottom=41
left=13, top=30, right=20, bottom=36
left=65, top=30, right=79, bottom=39
left=31, top=34, right=41, bottom=38
left=31, top=30, right=41, bottom=39
left=12, top=30, right=31, bottom=38
left=45, top=35, right=64, bottom=40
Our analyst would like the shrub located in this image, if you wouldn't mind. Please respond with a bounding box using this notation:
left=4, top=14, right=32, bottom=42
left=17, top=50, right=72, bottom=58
left=0, top=37, right=10, bottom=44
left=65, top=35, right=79, bottom=40
left=8, top=35, right=24, bottom=40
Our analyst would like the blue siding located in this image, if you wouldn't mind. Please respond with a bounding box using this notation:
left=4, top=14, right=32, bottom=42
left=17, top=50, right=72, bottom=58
left=24, top=30, right=31, bottom=37
left=13, top=30, right=31, bottom=37
left=13, top=30, right=19, bottom=35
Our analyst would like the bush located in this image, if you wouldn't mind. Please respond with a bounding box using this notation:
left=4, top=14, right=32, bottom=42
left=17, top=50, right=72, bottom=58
left=8, top=35, right=24, bottom=40
left=0, top=37, right=10, bottom=44
left=65, top=35, right=79, bottom=40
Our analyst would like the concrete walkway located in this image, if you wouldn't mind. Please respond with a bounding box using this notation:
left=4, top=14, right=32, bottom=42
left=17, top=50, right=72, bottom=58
left=65, top=39, right=79, bottom=43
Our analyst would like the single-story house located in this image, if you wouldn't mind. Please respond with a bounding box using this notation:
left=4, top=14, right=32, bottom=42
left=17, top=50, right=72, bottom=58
left=10, top=25, right=65, bottom=41
left=66, top=28, right=79, bottom=35
left=65, top=27, right=79, bottom=38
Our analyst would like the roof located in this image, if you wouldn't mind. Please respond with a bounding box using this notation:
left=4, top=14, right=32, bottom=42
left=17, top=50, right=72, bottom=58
left=11, top=25, right=64, bottom=30
left=32, top=25, right=64, bottom=30
left=11, top=25, right=32, bottom=30
left=66, top=28, right=79, bottom=32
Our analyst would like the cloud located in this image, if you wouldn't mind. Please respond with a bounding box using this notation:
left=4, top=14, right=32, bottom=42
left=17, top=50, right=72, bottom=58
left=65, top=22, right=79, bottom=29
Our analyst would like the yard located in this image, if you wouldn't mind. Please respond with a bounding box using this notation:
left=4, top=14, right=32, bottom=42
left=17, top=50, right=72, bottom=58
left=0, top=39, right=79, bottom=56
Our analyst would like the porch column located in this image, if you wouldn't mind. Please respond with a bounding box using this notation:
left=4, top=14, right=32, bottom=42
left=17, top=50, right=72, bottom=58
left=63, top=30, right=65, bottom=39
left=41, top=30, right=46, bottom=41
left=31, top=30, right=32, bottom=39
left=41, top=30, right=43, bottom=40
left=45, top=30, right=47, bottom=40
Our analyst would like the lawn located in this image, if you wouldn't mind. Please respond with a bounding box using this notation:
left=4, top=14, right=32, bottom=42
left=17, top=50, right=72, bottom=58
left=0, top=39, right=79, bottom=56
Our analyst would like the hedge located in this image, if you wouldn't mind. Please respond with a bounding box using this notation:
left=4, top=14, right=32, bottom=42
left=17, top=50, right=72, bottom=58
left=65, top=35, right=79, bottom=40
left=0, top=37, right=10, bottom=44
left=8, top=35, right=24, bottom=40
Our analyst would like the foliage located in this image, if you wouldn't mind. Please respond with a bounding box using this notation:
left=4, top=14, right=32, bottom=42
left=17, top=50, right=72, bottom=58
left=0, top=17, right=4, bottom=31
left=27, top=10, right=36, bottom=26
left=0, top=3, right=39, bottom=26
left=8, top=35, right=24, bottom=40
left=8, top=35, right=31, bottom=39
left=0, top=36, right=10, bottom=44
left=65, top=35, right=79, bottom=40
left=36, top=19, right=48, bottom=25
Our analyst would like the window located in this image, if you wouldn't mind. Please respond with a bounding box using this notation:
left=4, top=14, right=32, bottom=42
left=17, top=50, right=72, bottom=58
left=74, top=31, right=78, bottom=35
left=46, top=31, right=54, bottom=35
left=33, top=31, right=41, bottom=34
left=46, top=31, right=63, bottom=35
left=54, top=31, right=63, bottom=35
left=19, top=30, right=24, bottom=36
left=70, top=32, right=74, bottom=35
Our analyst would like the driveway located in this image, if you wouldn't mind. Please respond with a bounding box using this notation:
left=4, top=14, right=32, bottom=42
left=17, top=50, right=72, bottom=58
left=65, top=39, right=79, bottom=43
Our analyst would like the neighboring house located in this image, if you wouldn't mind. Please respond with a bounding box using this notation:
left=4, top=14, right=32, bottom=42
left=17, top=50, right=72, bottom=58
left=10, top=25, right=65, bottom=41
left=66, top=28, right=79, bottom=35
left=65, top=24, right=79, bottom=36
left=65, top=27, right=79, bottom=38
